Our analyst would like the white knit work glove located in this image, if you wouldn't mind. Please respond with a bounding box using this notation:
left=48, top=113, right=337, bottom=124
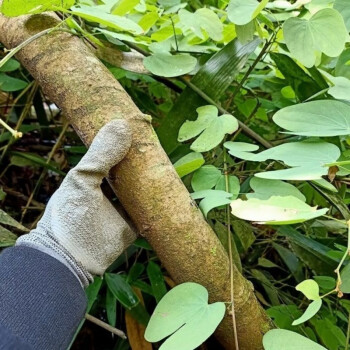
left=16, top=119, right=136, bottom=288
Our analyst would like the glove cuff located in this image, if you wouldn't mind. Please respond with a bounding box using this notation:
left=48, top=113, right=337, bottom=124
left=16, top=231, right=93, bottom=288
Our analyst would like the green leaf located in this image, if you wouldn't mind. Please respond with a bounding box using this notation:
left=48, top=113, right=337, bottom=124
left=340, top=263, right=350, bottom=293
left=335, top=48, right=350, bottom=79
left=235, top=20, right=256, bottom=44
left=224, top=141, right=259, bottom=160
left=231, top=196, right=328, bottom=225
left=157, top=37, right=260, bottom=154
left=247, top=177, right=306, bottom=201
left=227, top=0, right=269, bottom=25
left=0, top=59, right=20, bottom=72
left=111, top=0, right=139, bottom=15
left=174, top=152, right=204, bottom=178
left=283, top=8, right=348, bottom=67
left=145, top=282, right=225, bottom=350
left=1, top=0, right=74, bottom=16
left=252, top=141, right=341, bottom=180
left=68, top=6, right=143, bottom=34
left=86, top=276, right=103, bottom=312
left=105, top=273, right=149, bottom=325
left=292, top=299, right=322, bottom=325
left=263, top=329, right=327, bottom=350
left=0, top=73, right=28, bottom=92
left=334, top=0, right=350, bottom=30
left=178, top=8, right=223, bottom=41
left=178, top=105, right=238, bottom=152
left=105, top=273, right=139, bottom=309
left=0, top=209, right=29, bottom=232
left=191, top=190, right=233, bottom=217
left=0, top=225, right=17, bottom=247
left=273, top=100, right=350, bottom=136
left=326, top=76, right=350, bottom=102
left=295, top=279, right=320, bottom=300
left=144, top=53, right=197, bottom=78
left=147, top=261, right=167, bottom=303
left=191, top=165, right=221, bottom=191
left=106, top=287, right=117, bottom=327
left=215, top=175, right=240, bottom=199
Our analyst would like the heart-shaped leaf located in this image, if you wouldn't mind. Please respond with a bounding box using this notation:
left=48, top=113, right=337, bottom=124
left=178, top=106, right=238, bottom=152
left=227, top=0, right=269, bottom=25
left=144, top=53, right=197, bottom=77
left=145, top=282, right=225, bottom=350
left=283, top=8, right=348, bottom=67
left=273, top=100, right=350, bottom=136
left=224, top=141, right=259, bottom=160
left=263, top=329, right=327, bottom=350
left=231, top=196, right=328, bottom=225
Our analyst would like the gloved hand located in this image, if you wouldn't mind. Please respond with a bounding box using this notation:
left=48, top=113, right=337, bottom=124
left=16, top=119, right=137, bottom=288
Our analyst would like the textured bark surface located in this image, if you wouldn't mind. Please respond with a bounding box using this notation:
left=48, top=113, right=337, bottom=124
left=0, top=11, right=272, bottom=349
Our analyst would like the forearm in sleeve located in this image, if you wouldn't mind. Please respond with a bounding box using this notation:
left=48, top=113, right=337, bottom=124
left=0, top=246, right=87, bottom=350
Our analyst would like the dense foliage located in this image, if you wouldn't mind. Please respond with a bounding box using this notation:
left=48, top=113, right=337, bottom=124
left=1, top=0, right=350, bottom=349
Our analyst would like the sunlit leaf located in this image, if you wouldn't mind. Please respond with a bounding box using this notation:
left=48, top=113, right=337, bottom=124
left=283, top=8, right=348, bottom=67
left=224, top=141, right=259, bottom=160
left=227, top=0, right=269, bottom=25
left=231, top=196, right=328, bottom=225
left=295, top=279, right=320, bottom=300
left=145, top=282, right=225, bottom=350
left=263, top=329, right=327, bottom=350
left=1, top=0, right=74, bottom=16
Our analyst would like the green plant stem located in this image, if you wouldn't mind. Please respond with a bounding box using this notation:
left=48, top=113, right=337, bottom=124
left=346, top=312, right=350, bottom=350
left=223, top=144, right=240, bottom=350
left=0, top=117, right=22, bottom=138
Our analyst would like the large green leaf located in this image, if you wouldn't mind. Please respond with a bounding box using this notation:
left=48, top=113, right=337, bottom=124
left=1, top=0, right=74, bottom=16
left=178, top=8, right=223, bottom=41
left=273, top=100, right=350, bottom=136
left=68, top=6, right=143, bottom=34
left=231, top=196, right=327, bottom=225
left=247, top=177, right=306, bottom=201
left=263, top=329, right=327, bottom=350
left=283, top=8, right=348, bottom=67
left=292, top=299, right=322, bottom=325
left=157, top=37, right=260, bottom=154
left=178, top=105, right=238, bottom=152
left=334, top=0, right=350, bottom=30
left=147, top=262, right=167, bottom=303
left=145, top=282, right=225, bottom=350
left=340, top=263, right=350, bottom=293
left=0, top=226, right=17, bottom=247
left=227, top=0, right=269, bottom=25
left=144, top=53, right=197, bottom=78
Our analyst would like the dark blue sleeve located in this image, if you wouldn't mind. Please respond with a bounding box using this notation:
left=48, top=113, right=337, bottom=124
left=0, top=246, right=87, bottom=350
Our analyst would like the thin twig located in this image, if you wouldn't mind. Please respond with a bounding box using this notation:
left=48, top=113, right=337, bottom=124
left=223, top=144, right=240, bottom=350
left=85, top=313, right=127, bottom=339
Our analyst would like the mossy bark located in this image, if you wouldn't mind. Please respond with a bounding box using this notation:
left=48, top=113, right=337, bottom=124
left=0, top=11, right=272, bottom=349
